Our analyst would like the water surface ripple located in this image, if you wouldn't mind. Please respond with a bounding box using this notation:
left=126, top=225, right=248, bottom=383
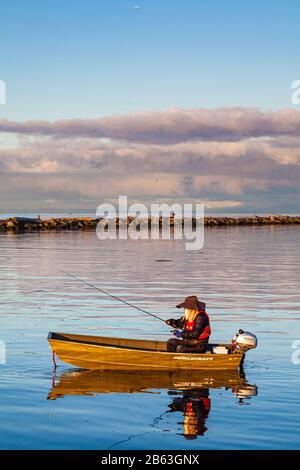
left=0, top=226, right=300, bottom=449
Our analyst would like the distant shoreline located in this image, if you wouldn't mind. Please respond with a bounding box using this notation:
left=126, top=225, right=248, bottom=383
left=1, top=215, right=300, bottom=233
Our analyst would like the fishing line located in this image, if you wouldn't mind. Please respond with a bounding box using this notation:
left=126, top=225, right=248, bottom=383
left=59, top=270, right=166, bottom=323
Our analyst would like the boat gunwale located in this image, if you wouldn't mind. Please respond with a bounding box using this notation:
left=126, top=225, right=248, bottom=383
left=48, top=332, right=244, bottom=357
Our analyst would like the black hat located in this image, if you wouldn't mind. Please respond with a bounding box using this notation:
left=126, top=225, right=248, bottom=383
left=176, top=295, right=206, bottom=311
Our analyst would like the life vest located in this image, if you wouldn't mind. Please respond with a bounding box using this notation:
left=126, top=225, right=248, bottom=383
left=186, top=398, right=211, bottom=415
left=185, top=310, right=211, bottom=340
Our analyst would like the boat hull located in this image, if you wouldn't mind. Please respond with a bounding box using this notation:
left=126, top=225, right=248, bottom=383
left=48, top=332, right=244, bottom=371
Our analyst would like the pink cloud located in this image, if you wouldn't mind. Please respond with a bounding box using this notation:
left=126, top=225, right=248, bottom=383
left=1, top=107, right=300, bottom=143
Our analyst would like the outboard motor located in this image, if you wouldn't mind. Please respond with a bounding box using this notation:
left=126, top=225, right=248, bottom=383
left=234, top=384, right=258, bottom=400
left=232, top=329, right=257, bottom=352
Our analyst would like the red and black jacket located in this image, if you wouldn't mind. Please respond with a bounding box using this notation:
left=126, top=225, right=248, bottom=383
left=169, top=311, right=211, bottom=341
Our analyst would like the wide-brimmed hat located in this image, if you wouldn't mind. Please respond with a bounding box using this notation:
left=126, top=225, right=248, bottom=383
left=176, top=295, right=206, bottom=311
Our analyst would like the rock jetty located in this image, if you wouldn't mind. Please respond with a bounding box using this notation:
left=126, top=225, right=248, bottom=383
left=0, top=215, right=300, bottom=233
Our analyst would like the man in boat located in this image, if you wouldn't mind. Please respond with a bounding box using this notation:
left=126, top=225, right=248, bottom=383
left=166, top=295, right=211, bottom=353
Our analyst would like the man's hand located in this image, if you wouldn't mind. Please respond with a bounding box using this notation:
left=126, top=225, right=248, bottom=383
left=166, top=319, right=174, bottom=326
left=172, top=330, right=183, bottom=338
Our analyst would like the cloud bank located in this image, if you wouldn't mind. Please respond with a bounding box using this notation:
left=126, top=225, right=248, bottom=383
left=0, top=107, right=299, bottom=212
left=1, top=107, right=300, bottom=143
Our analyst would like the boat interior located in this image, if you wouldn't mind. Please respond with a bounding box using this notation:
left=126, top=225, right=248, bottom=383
left=48, top=332, right=234, bottom=354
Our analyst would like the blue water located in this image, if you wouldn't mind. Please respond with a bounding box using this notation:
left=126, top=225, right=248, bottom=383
left=0, top=226, right=300, bottom=449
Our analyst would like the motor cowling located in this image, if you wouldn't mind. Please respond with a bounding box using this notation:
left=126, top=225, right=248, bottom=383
left=232, top=329, right=257, bottom=352
left=234, top=384, right=258, bottom=399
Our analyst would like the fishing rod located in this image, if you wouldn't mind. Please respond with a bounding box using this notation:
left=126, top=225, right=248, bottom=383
left=59, top=270, right=166, bottom=323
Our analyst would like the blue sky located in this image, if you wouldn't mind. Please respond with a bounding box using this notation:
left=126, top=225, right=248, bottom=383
left=1, top=0, right=300, bottom=120
left=0, top=0, right=300, bottom=213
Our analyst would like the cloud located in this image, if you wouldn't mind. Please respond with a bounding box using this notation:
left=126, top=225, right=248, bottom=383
left=1, top=107, right=300, bottom=143
left=0, top=107, right=300, bottom=211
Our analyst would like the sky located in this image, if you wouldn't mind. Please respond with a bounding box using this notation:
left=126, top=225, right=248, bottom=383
left=0, top=0, right=300, bottom=213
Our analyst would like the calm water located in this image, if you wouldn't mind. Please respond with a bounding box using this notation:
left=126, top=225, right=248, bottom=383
left=0, top=227, right=300, bottom=449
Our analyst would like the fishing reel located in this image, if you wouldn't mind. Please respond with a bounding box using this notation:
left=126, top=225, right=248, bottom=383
left=232, top=330, right=257, bottom=352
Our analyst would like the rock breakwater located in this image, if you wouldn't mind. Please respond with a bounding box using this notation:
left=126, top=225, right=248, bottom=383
left=0, top=215, right=299, bottom=233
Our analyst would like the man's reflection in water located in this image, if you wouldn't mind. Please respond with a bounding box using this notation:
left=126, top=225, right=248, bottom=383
left=167, top=383, right=257, bottom=439
left=168, top=388, right=211, bottom=438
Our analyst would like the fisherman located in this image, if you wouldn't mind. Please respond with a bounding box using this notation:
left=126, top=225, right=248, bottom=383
left=166, top=295, right=211, bottom=353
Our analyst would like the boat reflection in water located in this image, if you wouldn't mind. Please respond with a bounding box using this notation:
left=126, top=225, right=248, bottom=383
left=48, top=368, right=257, bottom=440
